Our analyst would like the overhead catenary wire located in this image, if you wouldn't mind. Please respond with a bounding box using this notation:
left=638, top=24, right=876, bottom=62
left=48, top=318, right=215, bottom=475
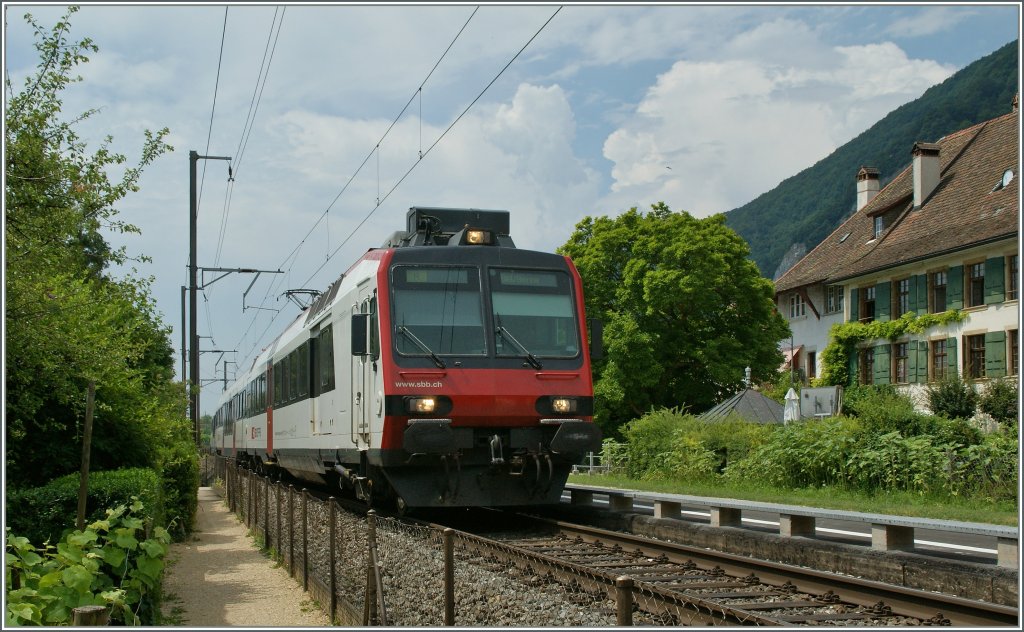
left=299, top=5, right=562, bottom=289
left=213, top=6, right=286, bottom=268
left=233, top=6, right=482, bottom=362
left=252, top=5, right=481, bottom=298
left=235, top=6, right=561, bottom=369
left=197, top=6, right=229, bottom=215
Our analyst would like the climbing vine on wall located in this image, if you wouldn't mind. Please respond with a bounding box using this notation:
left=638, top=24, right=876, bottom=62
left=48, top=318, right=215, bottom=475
left=817, top=310, right=966, bottom=386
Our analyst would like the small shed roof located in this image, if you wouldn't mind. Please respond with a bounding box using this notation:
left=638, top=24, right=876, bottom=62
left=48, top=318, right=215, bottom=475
left=699, top=388, right=784, bottom=425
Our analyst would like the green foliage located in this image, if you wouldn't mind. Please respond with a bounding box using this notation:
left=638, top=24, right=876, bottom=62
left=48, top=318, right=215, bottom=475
left=946, top=430, right=1019, bottom=501
left=845, top=432, right=950, bottom=493
left=599, top=439, right=629, bottom=474
left=931, top=416, right=983, bottom=449
left=600, top=398, right=1017, bottom=503
left=724, top=417, right=863, bottom=488
left=979, top=378, right=1019, bottom=427
left=620, top=408, right=681, bottom=479
left=4, top=10, right=196, bottom=537
left=5, top=499, right=171, bottom=626
left=158, top=442, right=200, bottom=540
left=558, top=203, right=790, bottom=432
left=620, top=408, right=773, bottom=481
left=759, top=372, right=800, bottom=405
left=842, top=384, right=936, bottom=436
left=926, top=376, right=978, bottom=420
left=817, top=311, right=965, bottom=386
left=727, top=40, right=1018, bottom=277
left=6, top=468, right=162, bottom=549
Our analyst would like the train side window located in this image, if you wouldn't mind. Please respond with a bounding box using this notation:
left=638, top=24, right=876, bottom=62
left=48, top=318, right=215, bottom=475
left=298, top=343, right=309, bottom=399
left=320, top=325, right=335, bottom=393
left=281, top=356, right=290, bottom=404
left=289, top=350, right=299, bottom=402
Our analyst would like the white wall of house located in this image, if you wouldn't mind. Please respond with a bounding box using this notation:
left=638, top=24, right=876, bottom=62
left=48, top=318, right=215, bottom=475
left=778, top=238, right=1018, bottom=415
left=778, top=283, right=845, bottom=382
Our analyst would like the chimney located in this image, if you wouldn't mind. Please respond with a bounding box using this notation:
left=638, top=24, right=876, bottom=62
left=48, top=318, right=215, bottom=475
left=856, top=166, right=880, bottom=210
left=912, top=142, right=940, bottom=208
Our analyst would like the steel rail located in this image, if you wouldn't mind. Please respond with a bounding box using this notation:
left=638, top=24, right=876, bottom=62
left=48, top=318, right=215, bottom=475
left=536, top=516, right=1018, bottom=627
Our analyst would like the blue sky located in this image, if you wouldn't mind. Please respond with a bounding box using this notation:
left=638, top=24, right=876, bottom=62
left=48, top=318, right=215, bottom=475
left=4, top=2, right=1020, bottom=410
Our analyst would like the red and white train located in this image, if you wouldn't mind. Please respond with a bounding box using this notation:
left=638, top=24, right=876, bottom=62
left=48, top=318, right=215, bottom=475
left=211, top=208, right=602, bottom=510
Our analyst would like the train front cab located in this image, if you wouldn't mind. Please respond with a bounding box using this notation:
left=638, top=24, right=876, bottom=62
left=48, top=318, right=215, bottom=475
left=356, top=241, right=602, bottom=509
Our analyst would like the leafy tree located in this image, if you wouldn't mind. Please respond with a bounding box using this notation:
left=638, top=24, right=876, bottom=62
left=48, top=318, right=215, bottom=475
left=4, top=7, right=188, bottom=500
left=559, top=203, right=790, bottom=435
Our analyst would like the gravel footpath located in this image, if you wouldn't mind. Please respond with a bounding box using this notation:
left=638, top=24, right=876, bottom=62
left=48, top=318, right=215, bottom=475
left=160, top=486, right=330, bottom=627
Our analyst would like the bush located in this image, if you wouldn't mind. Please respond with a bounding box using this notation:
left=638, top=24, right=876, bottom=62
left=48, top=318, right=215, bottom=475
left=979, top=378, right=1018, bottom=427
left=5, top=468, right=162, bottom=547
left=6, top=499, right=170, bottom=626
left=846, top=432, right=949, bottom=493
left=947, top=431, right=1019, bottom=501
left=724, top=417, right=861, bottom=488
left=599, top=439, right=628, bottom=474
left=621, top=408, right=683, bottom=479
left=927, top=376, right=978, bottom=420
left=158, top=441, right=199, bottom=541
left=843, top=384, right=936, bottom=436
left=931, top=416, right=983, bottom=448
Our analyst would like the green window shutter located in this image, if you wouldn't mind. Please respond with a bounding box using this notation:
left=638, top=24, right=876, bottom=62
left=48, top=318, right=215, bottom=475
left=849, top=288, right=859, bottom=322
left=985, top=257, right=1005, bottom=304
left=874, top=344, right=891, bottom=384
left=947, top=265, right=964, bottom=309
left=914, top=274, right=928, bottom=314
left=907, top=340, right=929, bottom=383
left=876, top=281, right=890, bottom=322
left=985, top=331, right=1007, bottom=378
left=946, top=337, right=958, bottom=377
left=917, top=340, right=930, bottom=382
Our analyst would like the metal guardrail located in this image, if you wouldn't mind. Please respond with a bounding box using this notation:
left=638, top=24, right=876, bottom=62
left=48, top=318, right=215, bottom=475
left=564, top=483, right=1020, bottom=569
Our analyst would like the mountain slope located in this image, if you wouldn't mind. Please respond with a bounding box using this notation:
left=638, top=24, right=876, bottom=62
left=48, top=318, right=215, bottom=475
left=725, top=40, right=1019, bottom=280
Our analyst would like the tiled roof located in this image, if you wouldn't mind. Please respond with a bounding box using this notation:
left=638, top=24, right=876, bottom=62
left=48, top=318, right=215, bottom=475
left=776, top=111, right=1019, bottom=292
left=699, top=388, right=784, bottom=424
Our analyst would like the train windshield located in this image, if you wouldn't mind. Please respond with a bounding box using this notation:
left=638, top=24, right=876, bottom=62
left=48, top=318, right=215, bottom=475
left=391, top=266, right=487, bottom=356
left=489, top=268, right=579, bottom=358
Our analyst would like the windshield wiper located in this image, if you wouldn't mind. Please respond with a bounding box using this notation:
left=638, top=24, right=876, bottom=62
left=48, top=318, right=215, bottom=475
left=495, top=322, right=543, bottom=370
left=397, top=326, right=446, bottom=369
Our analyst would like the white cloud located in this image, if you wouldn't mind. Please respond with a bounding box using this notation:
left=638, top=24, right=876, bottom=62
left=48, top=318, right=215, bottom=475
left=600, top=20, right=956, bottom=217
left=883, top=7, right=976, bottom=38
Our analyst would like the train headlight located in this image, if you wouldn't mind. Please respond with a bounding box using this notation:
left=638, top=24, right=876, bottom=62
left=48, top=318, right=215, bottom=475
left=406, top=397, right=437, bottom=414
left=551, top=397, right=576, bottom=414
left=466, top=229, right=490, bottom=245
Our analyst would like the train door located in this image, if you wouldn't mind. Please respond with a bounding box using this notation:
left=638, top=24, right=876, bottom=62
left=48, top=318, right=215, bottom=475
left=351, top=281, right=376, bottom=448
left=310, top=323, right=335, bottom=435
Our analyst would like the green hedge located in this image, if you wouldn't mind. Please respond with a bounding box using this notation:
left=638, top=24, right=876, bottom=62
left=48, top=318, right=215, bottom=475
left=6, top=468, right=163, bottom=547
left=158, top=442, right=199, bottom=540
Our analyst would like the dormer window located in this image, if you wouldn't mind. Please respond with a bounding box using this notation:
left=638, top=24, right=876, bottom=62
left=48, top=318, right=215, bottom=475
left=873, top=216, right=884, bottom=238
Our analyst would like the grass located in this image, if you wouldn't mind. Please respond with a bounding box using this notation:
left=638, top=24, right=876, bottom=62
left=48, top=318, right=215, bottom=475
left=568, top=472, right=1019, bottom=526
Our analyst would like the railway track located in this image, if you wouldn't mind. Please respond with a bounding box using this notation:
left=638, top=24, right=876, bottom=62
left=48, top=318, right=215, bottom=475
left=416, top=508, right=1019, bottom=627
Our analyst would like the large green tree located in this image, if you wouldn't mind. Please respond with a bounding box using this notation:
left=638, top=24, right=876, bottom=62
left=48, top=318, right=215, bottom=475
left=559, top=203, right=790, bottom=436
left=5, top=7, right=183, bottom=487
